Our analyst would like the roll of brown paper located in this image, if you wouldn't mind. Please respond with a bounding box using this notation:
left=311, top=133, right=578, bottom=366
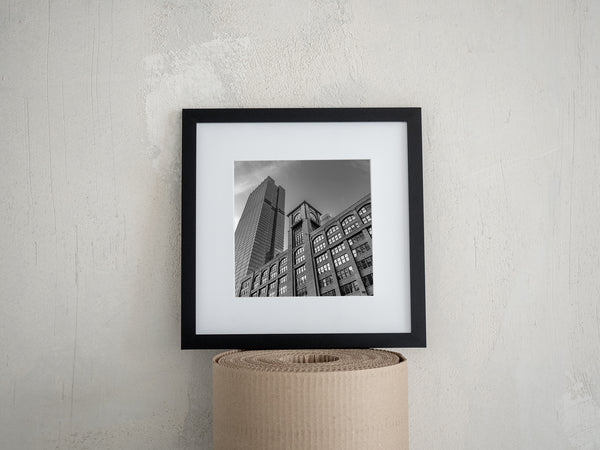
left=213, top=349, right=407, bottom=450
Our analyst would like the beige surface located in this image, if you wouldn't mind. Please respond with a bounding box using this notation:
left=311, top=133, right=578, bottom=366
left=213, top=349, right=408, bottom=450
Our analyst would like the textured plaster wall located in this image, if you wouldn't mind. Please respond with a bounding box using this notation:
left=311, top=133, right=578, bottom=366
left=1, top=1, right=599, bottom=449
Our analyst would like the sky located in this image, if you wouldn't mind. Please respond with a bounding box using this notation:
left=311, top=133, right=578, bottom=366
left=234, top=160, right=371, bottom=249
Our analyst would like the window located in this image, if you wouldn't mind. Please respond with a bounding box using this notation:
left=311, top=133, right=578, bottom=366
left=358, top=204, right=371, bottom=216
left=356, top=256, right=373, bottom=270
left=319, top=275, right=334, bottom=288
left=309, top=211, right=318, bottom=224
left=253, top=275, right=261, bottom=290
left=326, top=225, right=340, bottom=236
left=292, top=212, right=301, bottom=224
left=348, top=232, right=366, bottom=246
left=279, top=274, right=287, bottom=285
left=261, top=270, right=268, bottom=285
left=296, top=274, right=307, bottom=286
left=340, top=280, right=359, bottom=296
left=295, top=265, right=306, bottom=275
left=251, top=291, right=258, bottom=297
left=295, top=247, right=305, bottom=264
left=351, top=242, right=371, bottom=258
left=240, top=279, right=250, bottom=296
left=259, top=287, right=267, bottom=297
left=296, top=286, right=307, bottom=296
left=270, top=264, right=278, bottom=279
left=328, top=232, right=342, bottom=245
left=293, top=227, right=303, bottom=246
left=344, top=222, right=360, bottom=235
left=313, top=235, right=326, bottom=253
left=331, top=243, right=346, bottom=255
left=278, top=284, right=287, bottom=296
left=334, top=253, right=350, bottom=267
left=240, top=280, right=250, bottom=296
left=321, top=290, right=335, bottom=296
left=336, top=266, right=354, bottom=280
left=362, top=273, right=373, bottom=287
left=279, top=258, right=287, bottom=274
left=341, top=215, right=356, bottom=227
left=317, top=263, right=331, bottom=275
left=315, top=253, right=328, bottom=264
left=268, top=282, right=277, bottom=296
left=326, top=225, right=342, bottom=244
left=358, top=204, right=372, bottom=224
left=367, top=226, right=372, bottom=236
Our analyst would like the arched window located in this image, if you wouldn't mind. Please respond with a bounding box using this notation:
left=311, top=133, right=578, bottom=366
left=293, top=227, right=303, bottom=246
left=292, top=212, right=301, bottom=224
left=279, top=257, right=288, bottom=274
left=253, top=275, right=260, bottom=290
left=326, top=225, right=340, bottom=236
left=313, top=234, right=326, bottom=252
left=295, top=247, right=305, bottom=264
left=269, top=264, right=278, bottom=279
left=261, top=270, right=268, bottom=285
left=358, top=203, right=372, bottom=224
left=341, top=215, right=356, bottom=227
left=327, top=225, right=342, bottom=245
left=309, top=211, right=318, bottom=223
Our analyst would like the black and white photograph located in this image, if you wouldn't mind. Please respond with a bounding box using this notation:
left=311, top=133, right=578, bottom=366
left=234, top=160, right=373, bottom=298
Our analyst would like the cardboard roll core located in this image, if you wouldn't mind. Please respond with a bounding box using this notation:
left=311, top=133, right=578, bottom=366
left=280, top=353, right=340, bottom=363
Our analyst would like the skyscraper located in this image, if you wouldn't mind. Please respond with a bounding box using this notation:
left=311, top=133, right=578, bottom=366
left=234, top=176, right=286, bottom=289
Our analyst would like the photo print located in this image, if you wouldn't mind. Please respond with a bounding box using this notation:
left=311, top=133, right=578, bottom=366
left=234, top=160, right=373, bottom=298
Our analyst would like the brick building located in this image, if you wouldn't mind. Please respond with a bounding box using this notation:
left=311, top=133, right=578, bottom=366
left=236, top=180, right=373, bottom=297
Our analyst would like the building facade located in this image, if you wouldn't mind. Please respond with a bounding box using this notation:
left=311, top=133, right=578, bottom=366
left=234, top=176, right=286, bottom=289
left=236, top=192, right=373, bottom=297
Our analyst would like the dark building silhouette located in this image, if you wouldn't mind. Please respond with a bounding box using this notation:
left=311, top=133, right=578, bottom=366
left=236, top=179, right=372, bottom=297
left=234, top=177, right=286, bottom=289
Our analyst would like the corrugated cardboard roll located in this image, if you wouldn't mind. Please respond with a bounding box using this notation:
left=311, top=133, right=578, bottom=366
left=213, top=349, right=407, bottom=450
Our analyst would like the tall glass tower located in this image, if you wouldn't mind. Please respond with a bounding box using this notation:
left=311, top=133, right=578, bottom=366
left=234, top=177, right=286, bottom=289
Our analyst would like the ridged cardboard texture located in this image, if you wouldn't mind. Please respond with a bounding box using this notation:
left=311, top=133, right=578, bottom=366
left=213, top=349, right=408, bottom=450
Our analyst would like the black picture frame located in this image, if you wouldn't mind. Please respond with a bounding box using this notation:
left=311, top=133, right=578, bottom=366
left=181, top=108, right=425, bottom=349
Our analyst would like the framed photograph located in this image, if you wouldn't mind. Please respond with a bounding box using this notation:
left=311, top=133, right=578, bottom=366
left=181, top=108, right=425, bottom=349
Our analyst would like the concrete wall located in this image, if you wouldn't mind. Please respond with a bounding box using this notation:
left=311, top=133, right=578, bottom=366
left=1, top=1, right=599, bottom=448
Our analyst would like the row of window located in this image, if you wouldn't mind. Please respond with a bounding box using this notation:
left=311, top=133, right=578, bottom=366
left=356, top=256, right=373, bottom=270
left=247, top=274, right=373, bottom=297
left=248, top=257, right=289, bottom=291
left=348, top=232, right=366, bottom=246
left=337, top=265, right=354, bottom=280
left=334, top=253, right=350, bottom=267
left=316, top=253, right=328, bottom=264
left=351, top=242, right=371, bottom=258
left=317, top=263, right=331, bottom=275
left=320, top=275, right=334, bottom=288
left=246, top=273, right=288, bottom=297
left=312, top=203, right=371, bottom=252
left=245, top=265, right=373, bottom=297
left=331, top=242, right=346, bottom=255
left=340, top=280, right=359, bottom=296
